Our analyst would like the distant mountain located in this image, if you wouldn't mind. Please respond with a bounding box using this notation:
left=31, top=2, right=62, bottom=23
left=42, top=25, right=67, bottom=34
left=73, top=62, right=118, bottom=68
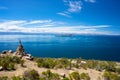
left=0, top=32, right=50, bottom=35
left=0, top=32, right=119, bottom=36
left=0, top=32, right=29, bottom=35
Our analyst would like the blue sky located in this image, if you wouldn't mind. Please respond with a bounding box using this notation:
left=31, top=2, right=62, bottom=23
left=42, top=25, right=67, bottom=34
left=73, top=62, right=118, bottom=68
left=0, top=0, right=120, bottom=35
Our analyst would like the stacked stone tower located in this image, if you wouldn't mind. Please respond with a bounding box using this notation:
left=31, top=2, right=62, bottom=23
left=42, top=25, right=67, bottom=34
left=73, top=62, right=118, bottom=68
left=16, top=40, right=26, bottom=56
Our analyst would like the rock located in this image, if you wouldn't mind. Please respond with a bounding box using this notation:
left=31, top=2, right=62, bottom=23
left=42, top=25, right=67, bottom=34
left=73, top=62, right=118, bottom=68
left=0, top=66, right=3, bottom=70
left=60, top=73, right=66, bottom=78
left=23, top=54, right=33, bottom=60
left=8, top=50, right=13, bottom=53
left=71, top=60, right=77, bottom=64
left=1, top=50, right=8, bottom=54
left=81, top=61, right=86, bottom=64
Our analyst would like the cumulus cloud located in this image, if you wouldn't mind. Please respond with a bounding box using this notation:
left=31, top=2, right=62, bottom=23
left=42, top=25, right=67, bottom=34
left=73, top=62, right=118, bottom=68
left=0, top=20, right=112, bottom=35
left=68, top=1, right=82, bottom=12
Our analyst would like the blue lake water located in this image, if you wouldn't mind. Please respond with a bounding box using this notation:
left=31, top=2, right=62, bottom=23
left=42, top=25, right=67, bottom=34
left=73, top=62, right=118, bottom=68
left=0, top=34, right=120, bottom=61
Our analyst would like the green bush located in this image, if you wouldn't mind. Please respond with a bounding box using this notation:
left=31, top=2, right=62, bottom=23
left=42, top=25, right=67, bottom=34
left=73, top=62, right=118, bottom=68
left=105, top=62, right=116, bottom=72
left=116, top=68, right=120, bottom=74
left=80, top=73, right=90, bottom=80
left=0, top=76, right=8, bottom=80
left=20, top=60, right=25, bottom=67
left=70, top=71, right=80, bottom=80
left=12, top=76, right=22, bottom=80
left=62, top=77, right=70, bottom=80
left=0, top=56, right=21, bottom=71
left=103, top=71, right=120, bottom=80
left=42, top=70, right=60, bottom=80
left=11, top=56, right=21, bottom=64
left=1, top=59, right=9, bottom=70
left=7, top=63, right=15, bottom=71
left=23, top=69, right=39, bottom=80
left=36, top=58, right=57, bottom=69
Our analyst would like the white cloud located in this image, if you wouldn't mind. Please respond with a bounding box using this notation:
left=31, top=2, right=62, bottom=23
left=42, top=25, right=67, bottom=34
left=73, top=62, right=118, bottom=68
left=26, top=20, right=52, bottom=24
left=84, top=0, right=96, bottom=3
left=63, top=0, right=82, bottom=13
left=0, top=20, right=26, bottom=30
left=57, top=12, right=71, bottom=17
left=58, top=0, right=96, bottom=17
left=68, top=1, right=82, bottom=12
left=1, top=20, right=26, bottom=25
left=58, top=0, right=82, bottom=17
left=0, top=20, right=113, bottom=35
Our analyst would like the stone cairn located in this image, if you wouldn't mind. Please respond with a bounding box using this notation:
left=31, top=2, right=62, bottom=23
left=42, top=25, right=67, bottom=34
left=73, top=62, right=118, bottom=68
left=15, top=40, right=33, bottom=60
left=0, top=40, right=33, bottom=60
left=16, top=40, right=26, bottom=56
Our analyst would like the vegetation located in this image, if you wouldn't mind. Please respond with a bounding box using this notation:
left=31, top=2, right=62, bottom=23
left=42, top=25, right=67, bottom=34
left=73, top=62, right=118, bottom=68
left=36, top=58, right=54, bottom=68
left=80, top=73, right=90, bottom=80
left=23, top=69, right=39, bottom=80
left=62, top=77, right=70, bottom=80
left=0, top=76, right=8, bottom=80
left=103, top=71, right=120, bottom=80
left=35, top=57, right=120, bottom=72
left=41, top=70, right=60, bottom=80
left=0, top=56, right=22, bottom=71
left=20, top=60, right=25, bottom=67
left=36, top=58, right=57, bottom=68
left=70, top=71, right=80, bottom=80
left=115, top=68, right=120, bottom=74
left=0, top=55, right=120, bottom=80
left=12, top=76, right=22, bottom=80
left=35, top=58, right=72, bottom=69
left=69, top=71, right=90, bottom=80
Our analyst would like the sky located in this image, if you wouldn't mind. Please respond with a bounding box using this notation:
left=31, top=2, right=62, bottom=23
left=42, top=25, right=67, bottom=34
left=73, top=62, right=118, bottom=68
left=0, top=0, right=120, bottom=35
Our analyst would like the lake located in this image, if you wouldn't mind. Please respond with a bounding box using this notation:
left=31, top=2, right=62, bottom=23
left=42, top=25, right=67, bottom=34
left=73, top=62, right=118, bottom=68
left=0, top=34, right=120, bottom=61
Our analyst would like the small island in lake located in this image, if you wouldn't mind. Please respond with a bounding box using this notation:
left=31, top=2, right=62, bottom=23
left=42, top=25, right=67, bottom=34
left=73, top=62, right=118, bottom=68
left=0, top=41, right=120, bottom=80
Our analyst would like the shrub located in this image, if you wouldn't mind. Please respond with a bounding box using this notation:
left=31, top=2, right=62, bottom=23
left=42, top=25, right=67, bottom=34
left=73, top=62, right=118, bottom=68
left=36, top=58, right=57, bottom=69
left=12, top=76, right=22, bottom=80
left=62, top=77, right=70, bottom=80
left=20, top=60, right=25, bottom=67
left=0, top=76, right=8, bottom=80
left=103, top=71, right=120, bottom=80
left=1, top=59, right=9, bottom=70
left=23, top=69, right=39, bottom=80
left=59, top=58, right=70, bottom=69
left=80, top=73, right=90, bottom=80
left=116, top=68, right=120, bottom=74
left=105, top=62, right=116, bottom=72
left=11, top=56, right=21, bottom=64
left=0, top=56, right=21, bottom=71
left=7, top=62, right=15, bottom=71
left=70, top=71, right=80, bottom=80
left=42, top=70, right=60, bottom=80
